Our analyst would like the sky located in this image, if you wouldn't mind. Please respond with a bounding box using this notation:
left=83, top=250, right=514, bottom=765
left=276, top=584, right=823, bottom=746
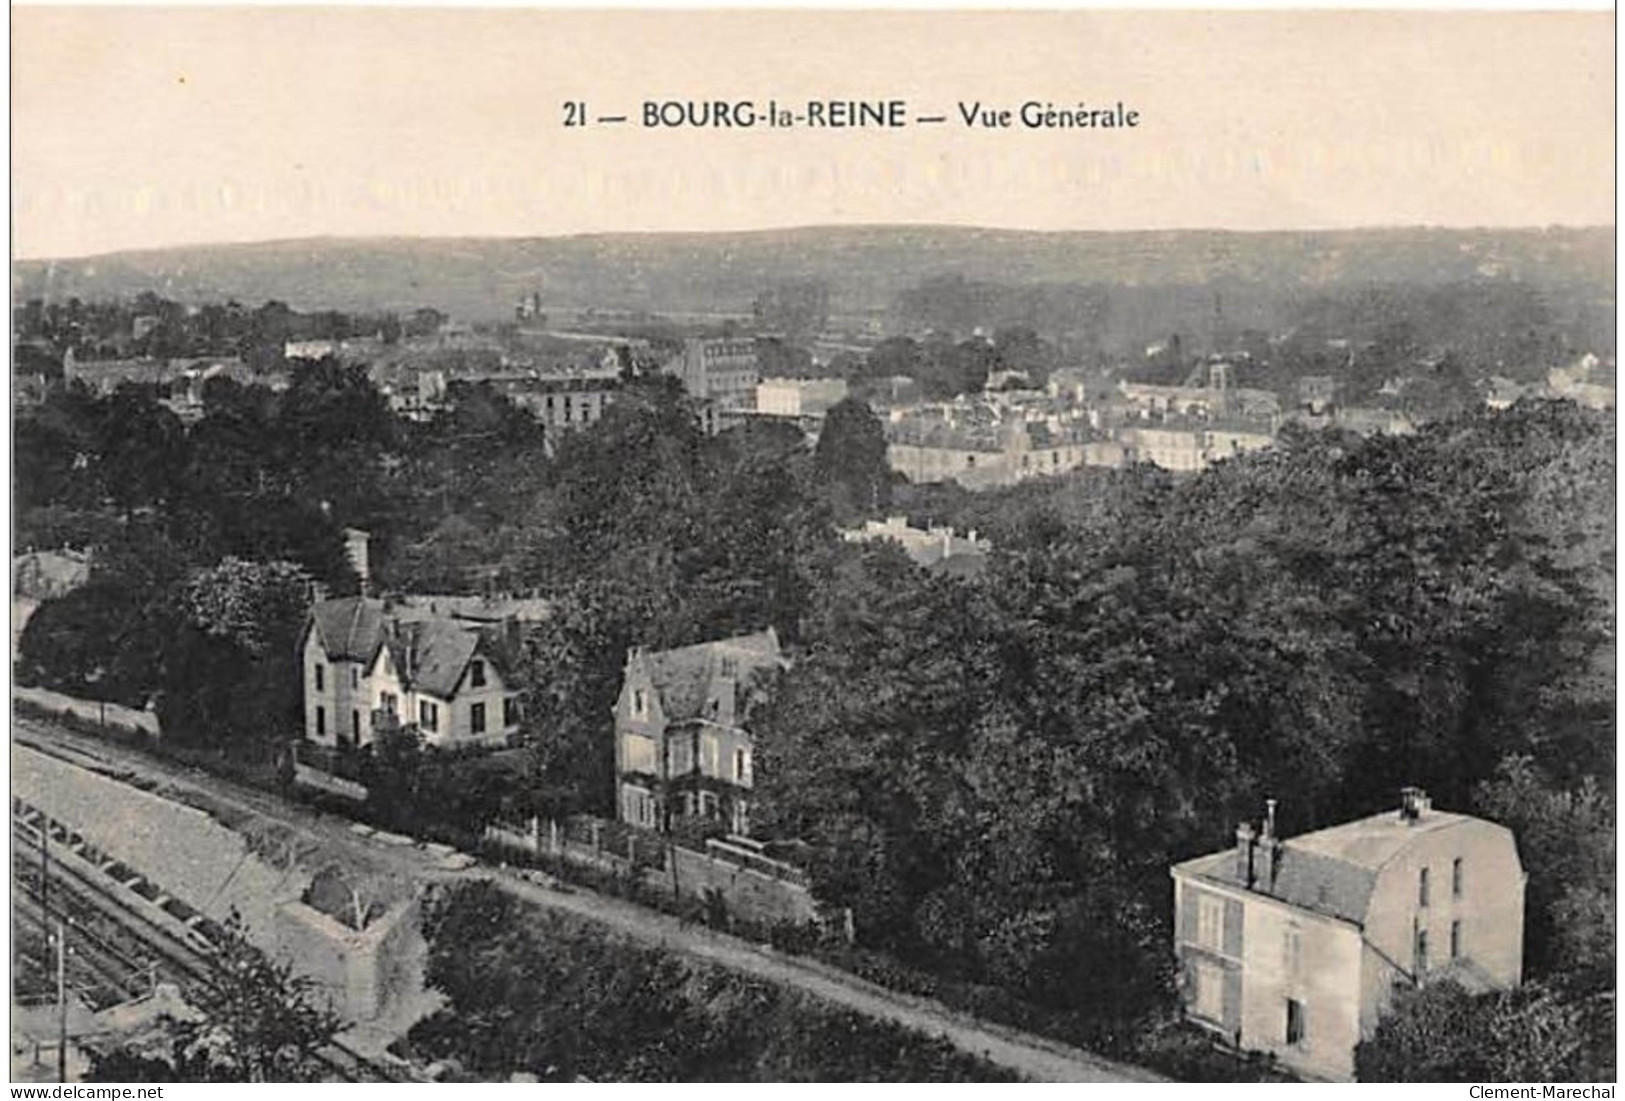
left=10, top=7, right=1616, bottom=260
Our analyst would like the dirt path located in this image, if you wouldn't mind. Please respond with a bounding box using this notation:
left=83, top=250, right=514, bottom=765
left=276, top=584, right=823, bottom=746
left=12, top=714, right=1163, bottom=1083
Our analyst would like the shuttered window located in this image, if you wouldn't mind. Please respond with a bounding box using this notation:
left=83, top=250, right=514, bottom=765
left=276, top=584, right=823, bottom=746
left=1197, top=895, right=1225, bottom=950
left=1193, top=959, right=1224, bottom=1021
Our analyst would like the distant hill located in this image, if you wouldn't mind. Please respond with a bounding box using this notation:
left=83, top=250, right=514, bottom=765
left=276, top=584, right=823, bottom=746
left=12, top=224, right=1615, bottom=323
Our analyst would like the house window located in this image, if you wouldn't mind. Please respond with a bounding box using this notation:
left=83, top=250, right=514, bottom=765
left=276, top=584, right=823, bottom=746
left=623, top=787, right=655, bottom=829
left=314, top=664, right=325, bottom=692
left=381, top=692, right=398, bottom=716
left=470, top=660, right=486, bottom=689
left=633, top=688, right=648, bottom=719
left=703, top=733, right=721, bottom=777
left=734, top=748, right=749, bottom=784
left=503, top=697, right=520, bottom=727
left=1283, top=927, right=1302, bottom=977
left=470, top=702, right=486, bottom=735
left=1196, top=894, right=1225, bottom=952
left=315, top=706, right=326, bottom=737
left=1450, top=920, right=1462, bottom=960
left=1415, top=926, right=1429, bottom=973
left=1418, top=867, right=1430, bottom=908
left=420, top=700, right=439, bottom=732
left=1192, top=959, right=1224, bottom=1021
left=352, top=710, right=361, bottom=740
left=624, top=734, right=657, bottom=774
left=699, top=791, right=718, bottom=818
left=720, top=656, right=738, bottom=678
left=1452, top=857, right=1464, bottom=899
left=351, top=666, right=360, bottom=690
left=1285, top=998, right=1306, bottom=1045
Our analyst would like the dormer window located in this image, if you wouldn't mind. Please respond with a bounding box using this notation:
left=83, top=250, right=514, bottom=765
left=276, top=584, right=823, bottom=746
left=470, top=659, right=486, bottom=688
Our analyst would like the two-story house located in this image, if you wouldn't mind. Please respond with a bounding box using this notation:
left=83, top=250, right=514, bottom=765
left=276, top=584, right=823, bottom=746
left=301, top=596, right=524, bottom=751
left=613, top=629, right=786, bottom=837
left=1169, top=788, right=1525, bottom=1081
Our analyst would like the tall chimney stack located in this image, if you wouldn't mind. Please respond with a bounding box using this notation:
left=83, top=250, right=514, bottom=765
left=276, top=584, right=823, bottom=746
left=1234, top=822, right=1257, bottom=887
left=1255, top=799, right=1282, bottom=891
left=1399, top=786, right=1431, bottom=824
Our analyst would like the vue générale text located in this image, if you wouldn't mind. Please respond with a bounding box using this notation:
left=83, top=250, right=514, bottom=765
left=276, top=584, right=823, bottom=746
left=609, top=100, right=1141, bottom=129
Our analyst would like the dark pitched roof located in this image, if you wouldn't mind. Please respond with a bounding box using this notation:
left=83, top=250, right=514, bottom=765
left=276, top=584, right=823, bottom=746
left=642, top=629, right=783, bottom=722
left=1174, top=809, right=1480, bottom=927
left=390, top=619, right=480, bottom=699
left=1175, top=847, right=1376, bottom=926
left=310, top=596, right=388, bottom=663
left=311, top=596, right=519, bottom=698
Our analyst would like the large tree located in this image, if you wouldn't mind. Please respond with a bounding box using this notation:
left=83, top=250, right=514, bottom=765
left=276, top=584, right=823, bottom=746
left=813, top=398, right=892, bottom=521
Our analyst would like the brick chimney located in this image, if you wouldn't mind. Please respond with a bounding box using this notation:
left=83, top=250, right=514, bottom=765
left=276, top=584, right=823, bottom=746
left=1399, top=786, right=1431, bottom=824
left=1255, top=798, right=1282, bottom=891
left=1234, top=822, right=1257, bottom=887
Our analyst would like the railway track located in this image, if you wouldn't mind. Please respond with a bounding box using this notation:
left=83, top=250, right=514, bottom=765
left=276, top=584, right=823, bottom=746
left=11, top=804, right=414, bottom=1082
left=11, top=877, right=158, bottom=1011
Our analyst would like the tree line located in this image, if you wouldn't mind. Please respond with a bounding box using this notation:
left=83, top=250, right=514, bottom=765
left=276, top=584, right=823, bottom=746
left=748, top=401, right=1614, bottom=1075
left=14, top=349, right=1613, bottom=1079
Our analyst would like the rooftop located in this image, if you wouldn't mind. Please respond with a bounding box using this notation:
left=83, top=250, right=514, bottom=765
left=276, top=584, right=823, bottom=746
left=1174, top=798, right=1486, bottom=926
left=640, top=629, right=785, bottom=722
left=308, top=595, right=525, bottom=696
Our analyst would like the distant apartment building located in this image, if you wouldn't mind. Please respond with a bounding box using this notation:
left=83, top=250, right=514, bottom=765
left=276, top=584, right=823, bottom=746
left=1103, top=419, right=1277, bottom=473
left=1170, top=789, right=1524, bottom=1081
left=378, top=370, right=449, bottom=422
left=755, top=377, right=848, bottom=418
left=300, top=596, right=527, bottom=751
left=1117, top=365, right=1281, bottom=422
left=488, top=372, right=621, bottom=434
left=61, top=350, right=180, bottom=395
left=885, top=399, right=1094, bottom=489
left=614, top=629, right=787, bottom=837
left=667, top=338, right=760, bottom=411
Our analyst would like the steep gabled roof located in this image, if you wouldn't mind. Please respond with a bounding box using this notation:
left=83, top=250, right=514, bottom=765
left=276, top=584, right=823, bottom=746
left=395, top=619, right=479, bottom=699
left=312, top=596, right=520, bottom=699
left=310, top=596, right=388, bottom=663
left=640, top=629, right=784, bottom=722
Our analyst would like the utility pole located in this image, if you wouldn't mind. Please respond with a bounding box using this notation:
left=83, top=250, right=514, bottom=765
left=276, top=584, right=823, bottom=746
left=55, top=920, right=68, bottom=1083
left=39, top=817, right=50, bottom=919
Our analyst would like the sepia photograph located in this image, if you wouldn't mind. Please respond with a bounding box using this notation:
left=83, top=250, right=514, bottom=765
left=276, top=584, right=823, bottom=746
left=8, top=5, right=1616, bottom=1089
